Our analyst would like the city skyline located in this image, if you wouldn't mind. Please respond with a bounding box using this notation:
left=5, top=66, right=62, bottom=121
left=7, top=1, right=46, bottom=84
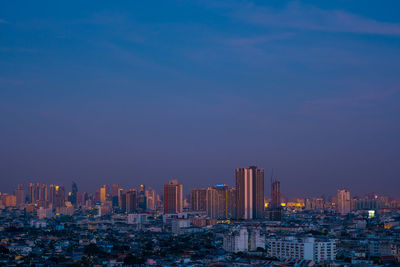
left=2, top=171, right=399, bottom=200
left=1, top=1, right=399, bottom=265
left=1, top=1, right=400, bottom=197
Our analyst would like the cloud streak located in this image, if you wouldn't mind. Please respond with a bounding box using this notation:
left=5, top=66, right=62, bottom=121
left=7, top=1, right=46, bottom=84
left=233, top=2, right=400, bottom=36
left=301, top=88, right=400, bottom=114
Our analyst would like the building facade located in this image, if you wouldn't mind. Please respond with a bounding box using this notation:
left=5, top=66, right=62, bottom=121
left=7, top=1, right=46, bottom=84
left=267, top=236, right=336, bottom=263
left=164, top=179, right=183, bottom=214
left=236, top=166, right=264, bottom=220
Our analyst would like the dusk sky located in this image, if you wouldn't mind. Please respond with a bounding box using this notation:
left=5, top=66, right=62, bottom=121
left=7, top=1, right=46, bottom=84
left=1, top=1, right=399, bottom=198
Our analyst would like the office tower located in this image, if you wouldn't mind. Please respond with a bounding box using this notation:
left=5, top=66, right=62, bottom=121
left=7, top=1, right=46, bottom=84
left=120, top=189, right=127, bottom=211
left=137, top=185, right=147, bottom=212
left=337, top=189, right=351, bottom=215
left=269, top=179, right=282, bottom=221
left=51, top=185, right=65, bottom=208
left=164, top=179, right=183, bottom=214
left=100, top=185, right=106, bottom=204
left=39, top=183, right=47, bottom=205
left=191, top=188, right=207, bottom=212
left=70, top=182, right=78, bottom=207
left=28, top=183, right=36, bottom=203
left=206, top=185, right=228, bottom=219
left=111, top=184, right=120, bottom=207
left=227, top=187, right=237, bottom=219
left=312, top=197, right=325, bottom=211
left=14, top=184, right=25, bottom=206
left=49, top=184, right=56, bottom=207
left=28, top=183, right=47, bottom=206
left=236, top=166, right=265, bottom=220
left=126, top=189, right=137, bottom=213
left=250, top=166, right=265, bottom=219
left=145, top=187, right=156, bottom=211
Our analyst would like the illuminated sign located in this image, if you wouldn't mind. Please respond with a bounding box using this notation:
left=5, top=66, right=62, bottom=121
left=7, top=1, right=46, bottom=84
left=368, top=210, right=375, bottom=218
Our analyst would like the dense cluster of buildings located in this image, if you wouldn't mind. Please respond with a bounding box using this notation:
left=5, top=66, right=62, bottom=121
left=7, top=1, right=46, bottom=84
left=0, top=165, right=399, bottom=266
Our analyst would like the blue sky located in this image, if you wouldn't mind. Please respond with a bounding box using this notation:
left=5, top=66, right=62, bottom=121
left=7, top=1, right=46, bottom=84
left=1, top=1, right=400, bottom=197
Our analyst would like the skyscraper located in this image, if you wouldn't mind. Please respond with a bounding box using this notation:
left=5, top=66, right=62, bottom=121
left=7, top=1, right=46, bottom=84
left=100, top=185, right=106, bottom=204
left=269, top=179, right=282, bottom=221
left=164, top=179, right=183, bottom=214
left=28, top=183, right=47, bottom=206
left=111, top=184, right=120, bottom=207
left=126, top=189, right=137, bottom=213
left=145, top=187, right=156, bottom=211
left=227, top=187, right=237, bottom=219
left=206, top=185, right=228, bottom=219
left=250, top=166, right=265, bottom=219
left=70, top=182, right=78, bottom=207
left=191, top=188, right=207, bottom=212
left=14, top=184, right=25, bottom=206
left=236, top=166, right=265, bottom=220
left=337, top=189, right=351, bottom=215
left=137, top=184, right=147, bottom=212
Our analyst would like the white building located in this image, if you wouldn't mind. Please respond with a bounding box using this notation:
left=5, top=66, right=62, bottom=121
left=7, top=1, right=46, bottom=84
left=249, top=227, right=265, bottom=251
left=171, top=219, right=191, bottom=234
left=223, top=226, right=249, bottom=253
left=127, top=213, right=148, bottom=226
left=267, top=236, right=336, bottom=263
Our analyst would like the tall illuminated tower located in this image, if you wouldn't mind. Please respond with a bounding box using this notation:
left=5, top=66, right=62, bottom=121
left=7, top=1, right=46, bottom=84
left=269, top=179, right=282, bottom=221
left=236, top=166, right=265, bottom=220
left=337, top=189, right=351, bottom=215
left=164, top=179, right=183, bottom=214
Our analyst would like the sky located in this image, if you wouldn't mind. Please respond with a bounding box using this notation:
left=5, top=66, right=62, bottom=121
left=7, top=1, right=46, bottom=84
left=1, top=0, right=400, bottom=198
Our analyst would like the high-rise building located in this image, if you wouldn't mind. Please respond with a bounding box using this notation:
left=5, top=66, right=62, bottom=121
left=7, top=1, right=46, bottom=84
left=191, top=188, right=207, bottom=212
left=100, top=185, right=107, bottom=204
left=269, top=179, right=282, bottom=221
left=28, top=183, right=47, bottom=206
left=206, top=185, right=228, bottom=219
left=14, top=184, right=25, bottom=206
left=145, top=187, right=156, bottom=211
left=236, top=166, right=264, bottom=220
left=164, top=179, right=183, bottom=214
left=48, top=185, right=65, bottom=208
left=126, top=189, right=137, bottom=213
left=337, top=189, right=351, bottom=215
left=111, top=184, right=120, bottom=207
left=70, top=182, right=78, bottom=207
left=227, top=187, right=237, bottom=219
left=251, top=166, right=264, bottom=219
left=137, top=185, right=147, bottom=212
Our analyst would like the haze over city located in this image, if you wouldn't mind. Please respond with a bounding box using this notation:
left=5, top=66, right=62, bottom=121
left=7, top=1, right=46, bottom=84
left=1, top=1, right=400, bottom=197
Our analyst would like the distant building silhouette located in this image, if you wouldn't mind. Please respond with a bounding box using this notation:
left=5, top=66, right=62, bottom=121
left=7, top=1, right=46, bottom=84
left=269, top=179, right=282, bottom=221
left=191, top=188, right=207, bottom=212
left=69, top=182, right=78, bottom=207
left=164, top=179, right=183, bottom=214
left=14, top=184, right=25, bottom=206
left=337, top=189, right=351, bottom=215
left=236, top=166, right=265, bottom=220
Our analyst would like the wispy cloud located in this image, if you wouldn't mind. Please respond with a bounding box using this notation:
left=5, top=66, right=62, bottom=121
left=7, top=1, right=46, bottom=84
left=0, top=19, right=8, bottom=24
left=302, top=88, right=400, bottom=114
left=0, top=46, right=39, bottom=53
left=222, top=32, right=295, bottom=46
left=233, top=2, right=400, bottom=36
